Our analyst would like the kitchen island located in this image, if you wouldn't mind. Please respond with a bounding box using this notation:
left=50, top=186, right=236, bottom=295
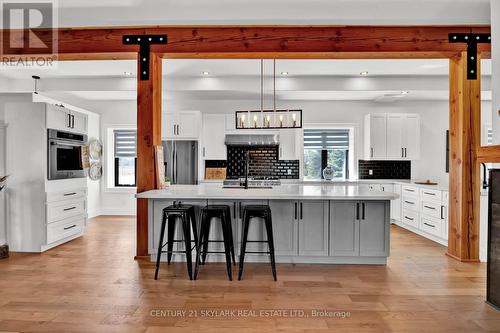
left=137, top=183, right=398, bottom=264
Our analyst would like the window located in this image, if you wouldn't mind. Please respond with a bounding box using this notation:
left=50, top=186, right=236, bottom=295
left=303, top=129, right=350, bottom=180
left=114, top=129, right=137, bottom=187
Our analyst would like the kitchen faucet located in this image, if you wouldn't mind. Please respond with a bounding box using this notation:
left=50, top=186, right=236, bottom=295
left=481, top=163, right=489, bottom=190
left=244, top=150, right=250, bottom=189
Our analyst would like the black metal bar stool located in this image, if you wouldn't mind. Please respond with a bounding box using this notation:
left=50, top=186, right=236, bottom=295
left=194, top=205, right=236, bottom=280
left=154, top=202, right=198, bottom=280
left=238, top=205, right=277, bottom=281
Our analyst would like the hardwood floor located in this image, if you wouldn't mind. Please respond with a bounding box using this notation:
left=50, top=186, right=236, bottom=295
left=1, top=216, right=499, bottom=332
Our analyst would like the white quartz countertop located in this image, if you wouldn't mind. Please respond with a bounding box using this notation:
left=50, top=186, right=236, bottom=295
left=136, top=183, right=399, bottom=200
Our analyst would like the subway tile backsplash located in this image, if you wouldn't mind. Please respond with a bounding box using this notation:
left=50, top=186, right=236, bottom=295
left=358, top=160, right=411, bottom=180
left=226, top=146, right=300, bottom=179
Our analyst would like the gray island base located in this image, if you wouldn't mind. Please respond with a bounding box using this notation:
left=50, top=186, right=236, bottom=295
left=136, top=184, right=398, bottom=265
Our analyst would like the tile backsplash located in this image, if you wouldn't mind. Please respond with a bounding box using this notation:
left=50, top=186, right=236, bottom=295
left=358, top=160, right=411, bottom=180
left=226, top=146, right=300, bottom=179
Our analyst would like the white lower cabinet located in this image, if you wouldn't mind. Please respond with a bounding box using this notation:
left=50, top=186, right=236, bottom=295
left=45, top=187, right=88, bottom=248
left=330, top=201, right=389, bottom=257
left=47, top=214, right=85, bottom=244
left=393, top=184, right=448, bottom=246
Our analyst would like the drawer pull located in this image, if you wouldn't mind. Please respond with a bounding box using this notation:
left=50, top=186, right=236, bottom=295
left=404, top=216, right=414, bottom=221
left=405, top=189, right=415, bottom=192
left=404, top=200, right=415, bottom=204
left=424, top=205, right=436, bottom=210
left=423, top=222, right=435, bottom=228
left=63, top=192, right=77, bottom=196
left=63, top=224, right=77, bottom=230
left=423, top=192, right=436, bottom=196
left=63, top=207, right=77, bottom=211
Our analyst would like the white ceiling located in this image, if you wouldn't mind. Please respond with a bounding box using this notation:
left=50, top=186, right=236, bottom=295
left=53, top=0, right=491, bottom=26
left=0, top=58, right=492, bottom=102
left=0, top=59, right=492, bottom=79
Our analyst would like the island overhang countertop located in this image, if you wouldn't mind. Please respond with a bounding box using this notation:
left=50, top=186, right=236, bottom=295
left=136, top=183, right=399, bottom=200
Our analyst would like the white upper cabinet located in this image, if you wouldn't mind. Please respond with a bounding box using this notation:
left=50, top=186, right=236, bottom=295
left=46, top=104, right=88, bottom=134
left=402, top=114, right=420, bottom=160
left=364, top=114, right=387, bottom=160
left=365, top=113, right=420, bottom=160
left=278, top=129, right=298, bottom=160
left=162, top=111, right=201, bottom=140
left=386, top=114, right=404, bottom=159
left=202, top=114, right=227, bottom=160
left=225, top=113, right=236, bottom=132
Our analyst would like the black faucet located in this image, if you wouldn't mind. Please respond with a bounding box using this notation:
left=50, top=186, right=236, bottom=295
left=481, top=163, right=489, bottom=190
left=244, top=150, right=250, bottom=189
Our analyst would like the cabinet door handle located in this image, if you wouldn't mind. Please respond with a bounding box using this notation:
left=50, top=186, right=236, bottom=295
left=63, top=224, right=77, bottom=230
left=401, top=148, right=404, bottom=158
left=362, top=202, right=365, bottom=220
left=66, top=114, right=71, bottom=128
left=423, top=222, right=435, bottom=228
left=239, top=202, right=242, bottom=219
left=233, top=202, right=236, bottom=219
left=371, top=147, right=374, bottom=158
left=203, top=147, right=206, bottom=157
left=63, top=192, right=77, bottom=196
left=280, top=147, right=282, bottom=158
left=63, top=206, right=76, bottom=211
left=72, top=115, right=75, bottom=128
left=441, top=205, right=444, bottom=219
left=404, top=148, right=407, bottom=158
left=300, top=202, right=303, bottom=220
left=404, top=200, right=414, bottom=204
left=424, top=205, right=436, bottom=210
left=176, top=124, right=180, bottom=135
left=294, top=202, right=298, bottom=220
left=423, top=192, right=435, bottom=196
left=404, top=216, right=414, bottom=221
left=356, top=202, right=360, bottom=220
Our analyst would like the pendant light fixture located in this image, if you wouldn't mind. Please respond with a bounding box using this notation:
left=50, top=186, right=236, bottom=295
left=236, top=59, right=302, bottom=130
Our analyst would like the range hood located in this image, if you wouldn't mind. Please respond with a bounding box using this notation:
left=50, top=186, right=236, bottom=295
left=224, top=134, right=279, bottom=147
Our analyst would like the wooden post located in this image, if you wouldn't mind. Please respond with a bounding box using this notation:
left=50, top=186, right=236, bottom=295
left=136, top=52, right=162, bottom=257
left=447, top=52, right=481, bottom=262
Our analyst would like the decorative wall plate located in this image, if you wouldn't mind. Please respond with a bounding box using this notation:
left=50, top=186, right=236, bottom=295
left=89, top=161, right=102, bottom=180
left=88, top=138, right=103, bottom=161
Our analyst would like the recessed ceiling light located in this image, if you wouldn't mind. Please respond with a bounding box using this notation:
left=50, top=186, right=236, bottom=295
left=360, top=71, right=369, bottom=76
left=401, top=91, right=409, bottom=95
left=281, top=71, right=289, bottom=76
left=202, top=71, right=210, bottom=76
left=123, top=71, right=133, bottom=76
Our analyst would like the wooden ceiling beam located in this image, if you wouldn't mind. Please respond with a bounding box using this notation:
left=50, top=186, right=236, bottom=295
left=1, top=25, right=491, bottom=58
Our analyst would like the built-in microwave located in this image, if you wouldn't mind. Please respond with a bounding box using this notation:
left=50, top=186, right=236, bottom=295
left=47, top=129, right=88, bottom=180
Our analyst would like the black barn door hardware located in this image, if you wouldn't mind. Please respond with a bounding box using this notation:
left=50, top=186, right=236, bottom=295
left=122, top=35, right=168, bottom=80
left=448, top=33, right=491, bottom=80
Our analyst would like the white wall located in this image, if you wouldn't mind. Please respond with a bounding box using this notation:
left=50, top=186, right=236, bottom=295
left=86, top=112, right=101, bottom=218
left=83, top=101, right=137, bottom=215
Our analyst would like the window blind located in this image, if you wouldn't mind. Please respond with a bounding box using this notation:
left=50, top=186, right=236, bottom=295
left=114, top=130, right=137, bottom=157
left=303, top=129, right=349, bottom=150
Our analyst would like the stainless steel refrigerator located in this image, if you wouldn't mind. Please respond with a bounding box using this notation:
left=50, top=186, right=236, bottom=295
left=162, top=140, right=198, bottom=185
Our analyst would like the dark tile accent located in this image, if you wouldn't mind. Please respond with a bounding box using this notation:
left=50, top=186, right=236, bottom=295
left=358, top=160, right=411, bottom=180
left=205, top=160, right=227, bottom=168
left=226, top=146, right=300, bottom=179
